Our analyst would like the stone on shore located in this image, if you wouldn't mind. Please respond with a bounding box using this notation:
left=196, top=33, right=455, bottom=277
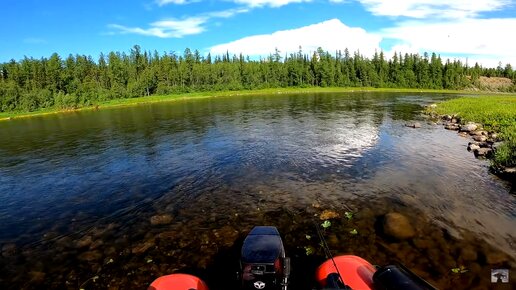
left=472, top=135, right=487, bottom=142
left=474, top=148, right=492, bottom=157
left=460, top=123, right=478, bottom=132
left=445, top=124, right=459, bottom=130
left=468, top=144, right=481, bottom=151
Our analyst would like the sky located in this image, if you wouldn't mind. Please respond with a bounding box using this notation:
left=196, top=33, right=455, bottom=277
left=2, top=0, right=516, bottom=68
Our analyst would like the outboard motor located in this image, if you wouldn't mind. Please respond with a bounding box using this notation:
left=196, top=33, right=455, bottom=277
left=239, top=226, right=290, bottom=290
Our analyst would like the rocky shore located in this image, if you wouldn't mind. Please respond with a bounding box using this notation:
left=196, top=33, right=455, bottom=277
left=426, top=108, right=515, bottom=180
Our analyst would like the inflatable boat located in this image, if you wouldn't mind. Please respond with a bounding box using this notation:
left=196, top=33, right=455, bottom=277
left=149, top=226, right=436, bottom=290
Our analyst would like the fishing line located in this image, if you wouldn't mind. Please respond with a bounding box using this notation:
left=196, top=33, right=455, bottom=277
left=314, top=221, right=347, bottom=288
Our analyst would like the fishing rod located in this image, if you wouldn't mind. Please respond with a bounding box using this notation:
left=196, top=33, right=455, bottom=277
left=314, top=222, right=351, bottom=290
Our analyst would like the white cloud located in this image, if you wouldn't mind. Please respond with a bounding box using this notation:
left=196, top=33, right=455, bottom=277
left=382, top=18, right=516, bottom=66
left=231, top=0, right=312, bottom=7
left=109, top=17, right=207, bottom=38
left=356, top=0, right=511, bottom=18
left=210, top=19, right=382, bottom=57
left=206, top=7, right=250, bottom=18
left=156, top=0, right=194, bottom=6
left=109, top=7, right=249, bottom=38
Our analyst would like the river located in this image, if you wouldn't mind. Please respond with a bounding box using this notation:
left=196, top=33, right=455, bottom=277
left=0, top=92, right=514, bottom=289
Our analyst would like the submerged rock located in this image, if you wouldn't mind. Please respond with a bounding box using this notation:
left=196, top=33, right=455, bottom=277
left=78, top=250, right=102, bottom=262
left=320, top=209, right=340, bottom=220
left=1, top=243, right=17, bottom=257
left=485, top=252, right=509, bottom=264
left=76, top=235, right=93, bottom=248
left=382, top=213, right=416, bottom=240
left=131, top=240, right=155, bottom=254
left=29, top=271, right=46, bottom=284
left=150, top=214, right=173, bottom=225
left=460, top=247, right=478, bottom=262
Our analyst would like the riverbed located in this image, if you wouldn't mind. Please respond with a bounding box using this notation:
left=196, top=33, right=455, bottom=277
left=0, top=92, right=514, bottom=289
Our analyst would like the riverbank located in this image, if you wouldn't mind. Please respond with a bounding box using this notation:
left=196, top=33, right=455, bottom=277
left=427, top=95, right=516, bottom=176
left=0, top=87, right=499, bottom=121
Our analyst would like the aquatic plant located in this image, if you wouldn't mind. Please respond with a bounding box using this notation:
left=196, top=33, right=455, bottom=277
left=344, top=211, right=354, bottom=220
left=451, top=265, right=468, bottom=274
left=304, top=246, right=315, bottom=256
left=349, top=229, right=358, bottom=235
left=321, top=220, right=331, bottom=229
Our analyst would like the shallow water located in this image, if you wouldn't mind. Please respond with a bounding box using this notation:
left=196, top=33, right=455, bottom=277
left=0, top=92, right=514, bottom=289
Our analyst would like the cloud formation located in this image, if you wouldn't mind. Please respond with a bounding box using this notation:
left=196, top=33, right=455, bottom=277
left=109, top=7, right=249, bottom=38
left=109, top=17, right=207, bottom=38
left=156, top=0, right=193, bottom=6
left=356, top=0, right=511, bottom=18
left=231, top=0, right=312, bottom=7
left=210, top=19, right=382, bottom=57
left=382, top=17, right=516, bottom=67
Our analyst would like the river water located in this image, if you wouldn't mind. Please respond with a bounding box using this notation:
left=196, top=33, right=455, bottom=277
left=0, top=92, right=514, bottom=289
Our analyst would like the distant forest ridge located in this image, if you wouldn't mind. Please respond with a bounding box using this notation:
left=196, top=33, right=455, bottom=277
left=1, top=45, right=515, bottom=113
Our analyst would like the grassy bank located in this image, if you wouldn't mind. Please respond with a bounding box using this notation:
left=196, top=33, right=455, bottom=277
left=0, top=87, right=484, bottom=121
left=432, top=96, right=516, bottom=168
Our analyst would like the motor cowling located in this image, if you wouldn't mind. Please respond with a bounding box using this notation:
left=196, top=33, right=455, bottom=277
left=239, top=226, right=290, bottom=290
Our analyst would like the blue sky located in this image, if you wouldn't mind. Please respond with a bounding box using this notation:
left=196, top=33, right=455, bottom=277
left=2, top=0, right=516, bottom=67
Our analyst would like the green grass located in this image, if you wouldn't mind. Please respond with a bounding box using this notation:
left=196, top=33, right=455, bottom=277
left=0, top=87, right=489, bottom=121
left=432, top=95, right=516, bottom=168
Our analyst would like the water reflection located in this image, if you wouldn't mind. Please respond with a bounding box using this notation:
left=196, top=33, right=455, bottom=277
left=0, top=92, right=514, bottom=289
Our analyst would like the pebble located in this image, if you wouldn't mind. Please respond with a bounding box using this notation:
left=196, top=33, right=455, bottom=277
left=78, top=250, right=102, bottom=262
left=150, top=214, right=173, bottom=225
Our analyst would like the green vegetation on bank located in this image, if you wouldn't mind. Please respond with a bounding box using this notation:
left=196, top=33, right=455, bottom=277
left=0, top=87, right=482, bottom=120
left=433, top=96, right=516, bottom=168
left=1, top=45, right=515, bottom=115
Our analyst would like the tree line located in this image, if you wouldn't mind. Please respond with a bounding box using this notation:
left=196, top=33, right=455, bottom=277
left=0, top=45, right=515, bottom=112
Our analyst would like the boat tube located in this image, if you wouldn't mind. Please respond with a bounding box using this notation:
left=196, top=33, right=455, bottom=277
left=148, top=273, right=209, bottom=290
left=315, top=255, right=437, bottom=290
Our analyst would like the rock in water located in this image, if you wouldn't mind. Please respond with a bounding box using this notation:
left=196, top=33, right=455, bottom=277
left=78, top=250, right=102, bottom=262
left=445, top=124, right=459, bottom=130
left=1, top=243, right=17, bottom=257
left=320, top=209, right=340, bottom=220
left=150, top=214, right=173, bottom=225
left=474, top=148, right=492, bottom=157
left=382, top=213, right=416, bottom=240
left=460, top=123, right=478, bottom=132
left=405, top=122, right=421, bottom=128
left=468, top=144, right=481, bottom=151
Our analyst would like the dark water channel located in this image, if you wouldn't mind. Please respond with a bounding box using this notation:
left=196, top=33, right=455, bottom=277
left=0, top=93, right=514, bottom=289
